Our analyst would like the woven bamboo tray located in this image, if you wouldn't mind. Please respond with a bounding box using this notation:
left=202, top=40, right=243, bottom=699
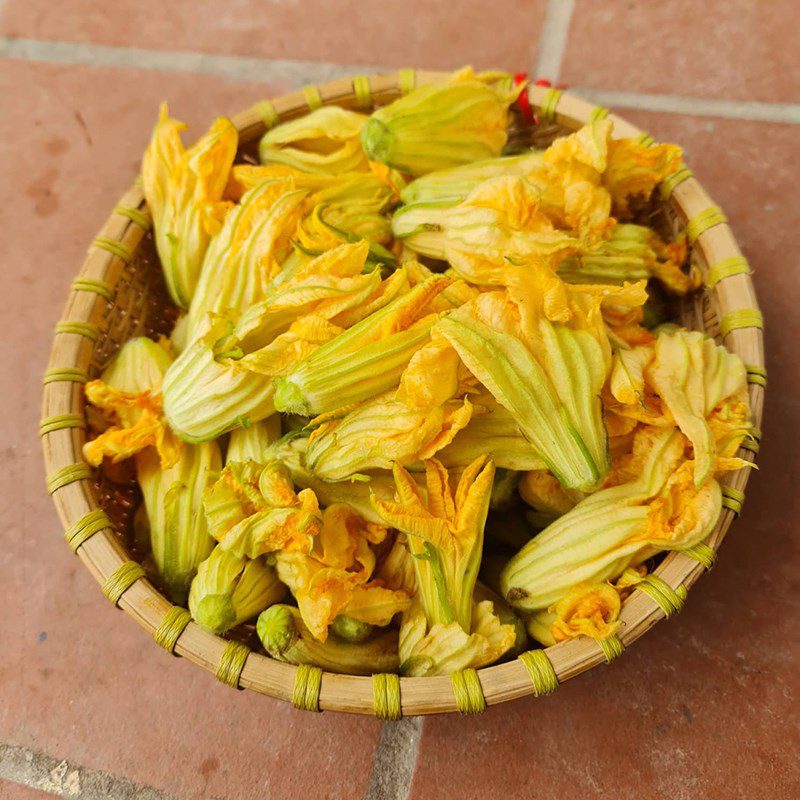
left=40, top=70, right=765, bottom=717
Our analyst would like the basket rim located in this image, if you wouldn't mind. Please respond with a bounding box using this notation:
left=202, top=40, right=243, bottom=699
left=40, top=69, right=765, bottom=717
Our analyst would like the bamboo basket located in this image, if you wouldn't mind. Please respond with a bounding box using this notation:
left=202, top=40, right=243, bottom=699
left=40, top=70, right=765, bottom=717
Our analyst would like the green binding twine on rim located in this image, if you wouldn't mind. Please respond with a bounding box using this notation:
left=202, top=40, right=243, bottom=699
left=216, top=641, right=250, bottom=688
left=450, top=669, right=486, bottom=714
left=719, top=309, right=764, bottom=338
left=705, top=256, right=751, bottom=289
left=588, top=106, right=609, bottom=123
left=43, top=367, right=88, bottom=385
left=740, top=426, right=762, bottom=456
left=92, top=236, right=133, bottom=263
left=64, top=508, right=111, bottom=551
left=745, top=364, right=767, bottom=388
left=256, top=99, right=279, bottom=129
left=292, top=664, right=322, bottom=711
left=39, top=413, right=86, bottom=436
left=71, top=277, right=113, bottom=299
left=101, top=560, right=145, bottom=605
left=373, top=673, right=402, bottom=720
left=683, top=542, right=716, bottom=570
left=539, top=87, right=563, bottom=122
left=636, top=575, right=687, bottom=618
left=113, top=205, right=152, bottom=230
left=597, top=634, right=624, bottom=663
left=302, top=85, right=323, bottom=110
left=46, top=463, right=92, bottom=494
left=352, top=76, right=372, bottom=109
left=519, top=650, right=558, bottom=696
left=660, top=164, right=693, bottom=198
left=399, top=69, right=415, bottom=95
left=686, top=206, right=728, bottom=244
left=154, top=607, right=192, bottom=653
left=721, top=485, right=745, bottom=515
left=54, top=321, right=100, bottom=342
left=636, top=132, right=654, bottom=146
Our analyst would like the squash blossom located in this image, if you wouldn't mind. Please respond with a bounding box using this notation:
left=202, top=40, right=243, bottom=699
left=304, top=390, right=474, bottom=482
left=259, top=106, right=370, bottom=174
left=531, top=116, right=683, bottom=221
left=437, top=395, right=547, bottom=472
left=605, top=329, right=751, bottom=486
left=500, top=424, right=745, bottom=615
left=142, top=104, right=238, bottom=309
left=203, top=459, right=322, bottom=558
left=371, top=457, right=516, bottom=676
left=435, top=274, right=613, bottom=491
left=393, top=176, right=579, bottom=286
left=257, top=604, right=400, bottom=674
left=274, top=503, right=411, bottom=641
left=361, top=69, right=522, bottom=176
left=163, top=241, right=392, bottom=441
left=525, top=567, right=646, bottom=646
left=82, top=338, right=221, bottom=603
left=177, top=177, right=307, bottom=349
left=399, top=150, right=544, bottom=205
left=188, top=546, right=285, bottom=634
left=557, top=224, right=697, bottom=295
left=226, top=415, right=282, bottom=464
left=273, top=275, right=452, bottom=416
left=262, top=430, right=402, bottom=524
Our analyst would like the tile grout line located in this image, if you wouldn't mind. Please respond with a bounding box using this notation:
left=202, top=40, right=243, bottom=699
left=2, top=35, right=797, bottom=124
left=0, top=743, right=183, bottom=800
left=364, top=718, right=424, bottom=800
left=0, top=36, right=368, bottom=84
left=569, top=87, right=800, bottom=124
left=532, top=0, right=575, bottom=81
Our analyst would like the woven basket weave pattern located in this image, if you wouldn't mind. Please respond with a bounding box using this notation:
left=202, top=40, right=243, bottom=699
left=41, top=72, right=765, bottom=717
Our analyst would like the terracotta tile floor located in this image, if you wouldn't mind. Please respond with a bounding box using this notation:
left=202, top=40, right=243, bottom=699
left=563, top=0, right=800, bottom=103
left=0, top=782, right=52, bottom=800
left=1, top=3, right=798, bottom=799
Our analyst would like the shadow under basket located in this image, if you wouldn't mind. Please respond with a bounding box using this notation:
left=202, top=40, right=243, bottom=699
left=40, top=71, right=765, bottom=717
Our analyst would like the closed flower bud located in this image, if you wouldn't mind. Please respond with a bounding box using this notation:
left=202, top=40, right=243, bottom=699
left=361, top=72, right=521, bottom=176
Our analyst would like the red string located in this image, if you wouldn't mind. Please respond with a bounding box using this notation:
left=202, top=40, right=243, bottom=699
left=513, top=72, right=534, bottom=125
left=514, top=74, right=570, bottom=126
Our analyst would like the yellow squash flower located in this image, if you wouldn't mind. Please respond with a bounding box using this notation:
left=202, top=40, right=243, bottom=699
left=398, top=596, right=516, bottom=677
left=83, top=381, right=182, bottom=470
left=371, top=457, right=495, bottom=629
left=82, top=337, right=221, bottom=603
left=606, top=329, right=750, bottom=485
left=203, top=459, right=322, bottom=558
left=304, top=391, right=474, bottom=481
left=400, top=150, right=544, bottom=205
left=435, top=278, right=611, bottom=491
left=142, top=104, right=238, bottom=308
left=436, top=397, right=547, bottom=471
left=274, top=503, right=411, bottom=641
left=370, top=456, right=516, bottom=675
left=393, top=176, right=578, bottom=285
left=558, top=223, right=697, bottom=294
left=226, top=415, right=282, bottom=464
left=178, top=177, right=307, bottom=349
left=257, top=604, right=400, bottom=674
left=188, top=546, right=285, bottom=634
left=274, top=275, right=452, bottom=416
left=163, top=241, right=389, bottom=441
left=533, top=117, right=682, bottom=219
left=361, top=70, right=522, bottom=176
left=500, top=425, right=741, bottom=614
left=259, top=106, right=370, bottom=174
